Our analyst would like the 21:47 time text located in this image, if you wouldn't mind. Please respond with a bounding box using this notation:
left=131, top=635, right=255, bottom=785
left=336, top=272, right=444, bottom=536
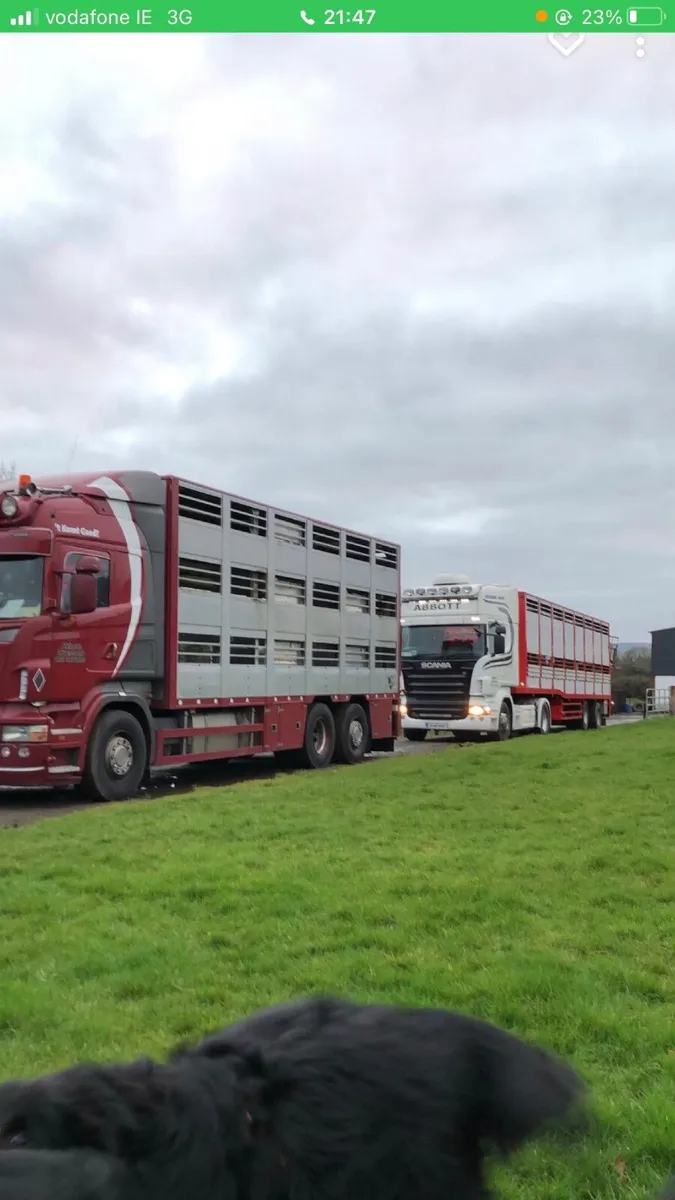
left=324, top=9, right=376, bottom=22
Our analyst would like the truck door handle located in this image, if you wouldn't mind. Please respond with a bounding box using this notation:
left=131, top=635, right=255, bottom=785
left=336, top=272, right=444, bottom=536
left=104, top=643, right=119, bottom=660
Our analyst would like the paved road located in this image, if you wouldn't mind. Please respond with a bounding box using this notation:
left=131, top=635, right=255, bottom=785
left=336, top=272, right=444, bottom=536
left=0, top=713, right=646, bottom=829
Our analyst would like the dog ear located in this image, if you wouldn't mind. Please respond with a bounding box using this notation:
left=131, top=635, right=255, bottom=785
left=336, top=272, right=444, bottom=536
left=472, top=1030, right=587, bottom=1156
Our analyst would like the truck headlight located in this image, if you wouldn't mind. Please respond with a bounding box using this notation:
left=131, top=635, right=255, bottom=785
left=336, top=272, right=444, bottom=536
left=0, top=495, right=18, bottom=518
left=1, top=724, right=49, bottom=743
left=468, top=705, right=492, bottom=717
left=400, top=699, right=408, bottom=717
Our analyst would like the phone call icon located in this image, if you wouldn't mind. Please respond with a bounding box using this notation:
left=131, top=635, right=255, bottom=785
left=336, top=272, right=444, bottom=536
left=300, top=9, right=315, bottom=21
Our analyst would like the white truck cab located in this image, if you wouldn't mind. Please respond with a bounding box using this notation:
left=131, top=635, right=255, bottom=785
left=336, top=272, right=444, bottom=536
left=400, top=574, right=521, bottom=742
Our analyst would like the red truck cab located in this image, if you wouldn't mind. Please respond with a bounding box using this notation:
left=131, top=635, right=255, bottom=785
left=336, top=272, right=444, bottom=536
left=0, top=471, right=154, bottom=794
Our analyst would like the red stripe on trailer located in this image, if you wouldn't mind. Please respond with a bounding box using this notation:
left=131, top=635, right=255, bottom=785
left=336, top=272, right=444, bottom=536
left=517, top=590, right=527, bottom=686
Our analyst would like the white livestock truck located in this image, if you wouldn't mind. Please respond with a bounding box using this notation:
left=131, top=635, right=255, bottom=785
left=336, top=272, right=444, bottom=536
left=400, top=574, right=615, bottom=742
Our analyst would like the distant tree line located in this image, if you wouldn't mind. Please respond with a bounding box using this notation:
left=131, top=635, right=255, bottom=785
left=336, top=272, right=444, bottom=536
left=0, top=461, right=16, bottom=482
left=612, top=648, right=652, bottom=711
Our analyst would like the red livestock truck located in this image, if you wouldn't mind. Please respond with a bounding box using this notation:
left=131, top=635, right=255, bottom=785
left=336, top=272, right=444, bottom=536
left=400, top=574, right=617, bottom=741
left=0, top=470, right=400, bottom=800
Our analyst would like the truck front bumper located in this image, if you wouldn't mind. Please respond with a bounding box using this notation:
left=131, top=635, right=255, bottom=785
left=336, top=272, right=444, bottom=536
left=0, top=753, right=81, bottom=788
left=402, top=712, right=498, bottom=734
left=0, top=713, right=82, bottom=788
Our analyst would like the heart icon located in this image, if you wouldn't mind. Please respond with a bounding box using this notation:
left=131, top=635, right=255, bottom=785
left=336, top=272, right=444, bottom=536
left=548, top=31, right=586, bottom=55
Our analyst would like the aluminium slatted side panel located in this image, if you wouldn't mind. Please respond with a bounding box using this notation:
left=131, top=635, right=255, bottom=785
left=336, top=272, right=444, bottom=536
left=524, top=595, right=611, bottom=697
left=175, top=479, right=399, bottom=700
left=304, top=522, right=399, bottom=696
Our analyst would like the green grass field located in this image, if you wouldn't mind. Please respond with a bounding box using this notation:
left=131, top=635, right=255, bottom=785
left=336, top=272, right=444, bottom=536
left=1, top=722, right=674, bottom=1199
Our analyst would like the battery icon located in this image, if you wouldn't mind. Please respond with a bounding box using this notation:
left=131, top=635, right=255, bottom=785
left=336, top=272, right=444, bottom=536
left=627, top=6, right=663, bottom=22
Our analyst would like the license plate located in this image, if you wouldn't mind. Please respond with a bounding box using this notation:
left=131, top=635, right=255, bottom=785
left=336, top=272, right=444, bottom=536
left=425, top=721, right=452, bottom=730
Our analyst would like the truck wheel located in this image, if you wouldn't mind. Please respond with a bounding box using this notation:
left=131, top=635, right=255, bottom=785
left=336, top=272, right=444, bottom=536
left=536, top=701, right=552, bottom=734
left=403, top=729, right=427, bottom=742
left=83, top=709, right=148, bottom=802
left=494, top=701, right=512, bottom=742
left=334, top=703, right=370, bottom=765
left=302, top=703, right=336, bottom=769
left=589, top=701, right=604, bottom=729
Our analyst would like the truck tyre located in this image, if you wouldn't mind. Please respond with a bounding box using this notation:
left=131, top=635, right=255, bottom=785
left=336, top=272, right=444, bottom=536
left=403, top=728, right=427, bottom=742
left=536, top=701, right=552, bottom=735
left=334, top=703, right=370, bottom=765
left=83, top=709, right=148, bottom=802
left=494, top=701, right=512, bottom=742
left=589, top=701, right=604, bottom=729
left=302, top=703, right=336, bottom=769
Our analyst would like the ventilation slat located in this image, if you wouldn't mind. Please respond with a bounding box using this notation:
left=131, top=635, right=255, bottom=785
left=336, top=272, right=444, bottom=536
left=312, top=580, right=340, bottom=610
left=526, top=596, right=608, bottom=635
left=230, top=635, right=266, bottom=666
left=274, top=513, right=306, bottom=547
left=312, top=523, right=340, bottom=555
left=345, top=642, right=369, bottom=669
left=178, top=484, right=223, bottom=527
left=178, top=632, right=221, bottom=665
left=345, top=534, right=370, bottom=563
left=345, top=587, right=370, bottom=615
left=274, top=638, right=306, bottom=667
left=230, top=500, right=267, bottom=538
left=274, top=573, right=306, bottom=605
left=374, top=643, right=397, bottom=669
left=374, top=542, right=398, bottom=570
left=375, top=591, right=397, bottom=618
left=230, top=565, right=267, bottom=602
left=312, top=640, right=339, bottom=668
left=178, top=556, right=222, bottom=594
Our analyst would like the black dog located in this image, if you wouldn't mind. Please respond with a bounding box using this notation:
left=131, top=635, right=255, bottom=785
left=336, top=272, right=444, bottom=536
left=0, top=996, right=586, bottom=1200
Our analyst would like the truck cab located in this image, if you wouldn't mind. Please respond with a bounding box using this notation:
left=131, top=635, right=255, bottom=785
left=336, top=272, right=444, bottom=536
left=400, top=574, right=517, bottom=742
left=0, top=471, right=154, bottom=791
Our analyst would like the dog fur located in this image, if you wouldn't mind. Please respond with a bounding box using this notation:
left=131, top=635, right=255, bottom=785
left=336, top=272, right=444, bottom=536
left=0, top=996, right=587, bottom=1200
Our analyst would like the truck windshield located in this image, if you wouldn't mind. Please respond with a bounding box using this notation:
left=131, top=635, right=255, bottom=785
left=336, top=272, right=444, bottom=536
left=0, top=555, right=44, bottom=618
left=402, top=623, right=486, bottom=659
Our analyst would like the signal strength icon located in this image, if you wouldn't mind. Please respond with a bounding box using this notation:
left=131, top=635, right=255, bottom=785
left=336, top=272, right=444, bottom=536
left=10, top=8, right=37, bottom=23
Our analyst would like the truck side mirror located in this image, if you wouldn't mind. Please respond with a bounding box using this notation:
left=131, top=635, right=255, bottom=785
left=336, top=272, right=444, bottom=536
left=69, top=558, right=100, bottom=615
left=494, top=632, right=506, bottom=655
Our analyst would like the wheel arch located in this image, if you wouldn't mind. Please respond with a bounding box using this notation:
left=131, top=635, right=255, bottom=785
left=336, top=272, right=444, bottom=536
left=81, top=694, right=155, bottom=773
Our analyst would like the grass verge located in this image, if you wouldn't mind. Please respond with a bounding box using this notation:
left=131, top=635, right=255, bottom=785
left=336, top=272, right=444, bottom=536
left=0, top=721, right=674, bottom=1198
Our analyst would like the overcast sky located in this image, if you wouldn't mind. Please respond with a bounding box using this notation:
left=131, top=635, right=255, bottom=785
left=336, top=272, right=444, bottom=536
left=1, top=33, right=673, bottom=639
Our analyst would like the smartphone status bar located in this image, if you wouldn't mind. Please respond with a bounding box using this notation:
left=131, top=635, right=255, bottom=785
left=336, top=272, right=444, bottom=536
left=2, top=0, right=672, bottom=32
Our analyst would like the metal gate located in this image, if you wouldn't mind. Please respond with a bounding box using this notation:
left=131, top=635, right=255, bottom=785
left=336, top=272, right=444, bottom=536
left=645, top=687, right=673, bottom=717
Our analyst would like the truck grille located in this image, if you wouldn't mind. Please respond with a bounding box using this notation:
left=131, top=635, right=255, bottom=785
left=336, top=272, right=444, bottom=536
left=402, top=664, right=471, bottom=720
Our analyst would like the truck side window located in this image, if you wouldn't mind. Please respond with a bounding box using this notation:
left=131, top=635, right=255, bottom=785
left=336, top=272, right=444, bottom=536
left=61, top=552, right=110, bottom=612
